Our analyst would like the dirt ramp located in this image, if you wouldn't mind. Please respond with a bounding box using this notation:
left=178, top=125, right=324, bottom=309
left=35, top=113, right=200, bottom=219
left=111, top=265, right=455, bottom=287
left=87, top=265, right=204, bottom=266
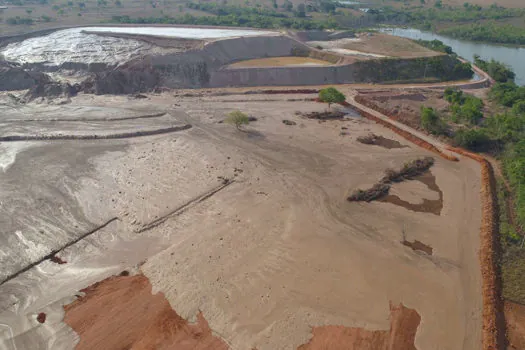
left=298, top=303, right=420, bottom=350
left=64, top=274, right=228, bottom=350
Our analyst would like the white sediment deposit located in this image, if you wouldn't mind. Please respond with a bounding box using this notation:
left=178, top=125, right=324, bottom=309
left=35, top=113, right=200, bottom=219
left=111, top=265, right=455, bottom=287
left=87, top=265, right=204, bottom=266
left=1, top=26, right=277, bottom=66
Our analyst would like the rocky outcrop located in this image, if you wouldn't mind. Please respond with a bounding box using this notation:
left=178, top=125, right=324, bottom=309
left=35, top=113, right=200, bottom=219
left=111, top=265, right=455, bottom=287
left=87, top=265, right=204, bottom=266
left=82, top=60, right=160, bottom=95
left=22, top=81, right=79, bottom=102
left=0, top=61, right=51, bottom=91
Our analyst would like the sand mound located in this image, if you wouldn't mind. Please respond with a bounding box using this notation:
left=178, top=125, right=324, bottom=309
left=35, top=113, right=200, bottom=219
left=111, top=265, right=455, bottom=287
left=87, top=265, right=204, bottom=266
left=63, top=274, right=228, bottom=350
left=298, top=303, right=420, bottom=350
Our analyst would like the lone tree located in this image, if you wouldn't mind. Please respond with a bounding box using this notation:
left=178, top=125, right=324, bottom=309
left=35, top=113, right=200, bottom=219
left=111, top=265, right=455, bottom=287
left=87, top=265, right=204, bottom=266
left=319, top=87, right=346, bottom=110
left=225, top=110, right=250, bottom=130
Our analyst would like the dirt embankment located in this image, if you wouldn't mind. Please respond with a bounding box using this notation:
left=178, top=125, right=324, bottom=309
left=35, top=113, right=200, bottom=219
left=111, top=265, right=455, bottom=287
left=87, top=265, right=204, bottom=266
left=447, top=146, right=506, bottom=350
left=63, top=274, right=229, bottom=350
left=298, top=303, right=420, bottom=350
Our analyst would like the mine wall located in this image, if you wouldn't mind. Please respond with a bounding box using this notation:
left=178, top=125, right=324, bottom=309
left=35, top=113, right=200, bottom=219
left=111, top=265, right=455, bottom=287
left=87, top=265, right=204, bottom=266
left=209, top=55, right=464, bottom=88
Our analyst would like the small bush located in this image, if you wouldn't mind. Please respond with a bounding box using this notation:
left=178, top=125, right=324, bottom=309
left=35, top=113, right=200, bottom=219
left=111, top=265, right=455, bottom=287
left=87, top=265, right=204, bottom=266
left=225, top=110, right=250, bottom=130
left=453, top=128, right=490, bottom=151
left=420, top=106, right=446, bottom=135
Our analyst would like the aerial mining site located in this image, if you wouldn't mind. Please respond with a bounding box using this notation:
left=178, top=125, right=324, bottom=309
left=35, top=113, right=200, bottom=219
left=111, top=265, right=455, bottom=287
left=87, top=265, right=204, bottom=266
left=0, top=8, right=519, bottom=350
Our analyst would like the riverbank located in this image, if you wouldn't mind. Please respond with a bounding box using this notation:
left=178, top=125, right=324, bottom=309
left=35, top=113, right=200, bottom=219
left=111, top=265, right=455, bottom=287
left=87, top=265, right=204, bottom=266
left=381, top=27, right=525, bottom=86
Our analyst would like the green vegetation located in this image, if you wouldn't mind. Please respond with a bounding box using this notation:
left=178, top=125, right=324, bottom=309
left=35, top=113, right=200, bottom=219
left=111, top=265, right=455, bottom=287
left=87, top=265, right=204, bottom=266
left=354, top=56, right=473, bottom=84
left=225, top=110, right=250, bottom=130
left=420, top=106, right=445, bottom=135
left=111, top=12, right=337, bottom=30
left=475, top=55, right=515, bottom=84
left=440, top=22, right=525, bottom=46
left=6, top=16, right=33, bottom=25
left=444, top=88, right=484, bottom=125
left=415, top=39, right=452, bottom=54
left=186, top=3, right=286, bottom=18
left=426, top=61, right=525, bottom=302
left=318, top=87, right=346, bottom=110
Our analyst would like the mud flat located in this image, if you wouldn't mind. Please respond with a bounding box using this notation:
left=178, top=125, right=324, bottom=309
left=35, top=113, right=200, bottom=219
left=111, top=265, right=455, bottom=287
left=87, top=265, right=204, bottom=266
left=0, top=90, right=482, bottom=349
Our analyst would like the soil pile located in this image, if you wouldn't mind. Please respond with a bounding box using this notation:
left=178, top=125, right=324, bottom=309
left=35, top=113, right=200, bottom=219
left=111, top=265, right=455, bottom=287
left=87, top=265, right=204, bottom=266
left=63, top=274, right=229, bottom=350
left=298, top=303, right=420, bottom=350
left=0, top=61, right=51, bottom=91
left=22, top=81, right=79, bottom=102
left=82, top=61, right=161, bottom=95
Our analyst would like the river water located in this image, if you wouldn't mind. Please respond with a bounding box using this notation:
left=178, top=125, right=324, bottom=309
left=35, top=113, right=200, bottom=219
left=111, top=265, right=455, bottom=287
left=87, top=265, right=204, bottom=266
left=382, top=27, right=525, bottom=86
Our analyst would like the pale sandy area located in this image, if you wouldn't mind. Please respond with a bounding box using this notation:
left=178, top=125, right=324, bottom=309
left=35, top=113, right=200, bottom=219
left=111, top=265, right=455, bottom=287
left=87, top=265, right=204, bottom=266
left=0, top=90, right=482, bottom=349
left=228, top=56, right=332, bottom=68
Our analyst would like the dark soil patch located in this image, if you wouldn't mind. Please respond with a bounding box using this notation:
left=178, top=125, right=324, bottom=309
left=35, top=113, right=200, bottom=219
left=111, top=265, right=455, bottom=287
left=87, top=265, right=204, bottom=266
left=357, top=133, right=409, bottom=149
left=348, top=157, right=435, bottom=203
left=49, top=255, right=67, bottom=264
left=379, top=172, right=443, bottom=215
left=37, top=312, right=46, bottom=324
left=402, top=239, right=433, bottom=255
left=382, top=157, right=435, bottom=183
left=298, top=111, right=346, bottom=120
left=348, top=183, right=390, bottom=202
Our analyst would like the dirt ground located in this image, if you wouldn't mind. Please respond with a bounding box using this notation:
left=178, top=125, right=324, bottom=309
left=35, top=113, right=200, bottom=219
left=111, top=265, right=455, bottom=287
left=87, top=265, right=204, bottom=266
left=0, top=90, right=482, bottom=350
left=228, top=56, right=332, bottom=68
left=339, top=33, right=440, bottom=58
left=505, top=301, right=525, bottom=350
left=64, top=274, right=229, bottom=350
left=355, top=89, right=449, bottom=130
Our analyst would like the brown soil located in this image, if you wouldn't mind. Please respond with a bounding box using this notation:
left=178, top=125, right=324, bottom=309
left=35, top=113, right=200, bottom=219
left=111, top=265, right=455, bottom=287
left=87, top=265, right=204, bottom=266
left=297, top=303, right=420, bottom=350
left=63, top=274, right=229, bottom=350
left=50, top=255, right=67, bottom=264
left=355, top=90, right=449, bottom=131
left=505, top=301, right=525, bottom=350
left=357, top=133, right=408, bottom=149
left=37, top=312, right=46, bottom=324
left=228, top=57, right=332, bottom=68
left=379, top=171, right=443, bottom=215
left=342, top=33, right=440, bottom=58
left=298, top=110, right=346, bottom=120
left=402, top=240, right=433, bottom=255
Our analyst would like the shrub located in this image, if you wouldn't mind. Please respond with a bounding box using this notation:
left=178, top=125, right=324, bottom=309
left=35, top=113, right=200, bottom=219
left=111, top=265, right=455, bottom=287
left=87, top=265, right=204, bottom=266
left=420, top=106, right=445, bottom=134
left=453, top=128, right=490, bottom=150
left=225, top=110, right=250, bottom=130
left=318, top=87, right=346, bottom=110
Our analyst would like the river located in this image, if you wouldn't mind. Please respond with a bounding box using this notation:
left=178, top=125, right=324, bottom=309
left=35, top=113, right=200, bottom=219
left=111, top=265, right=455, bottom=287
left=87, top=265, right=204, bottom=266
left=382, top=27, right=525, bottom=86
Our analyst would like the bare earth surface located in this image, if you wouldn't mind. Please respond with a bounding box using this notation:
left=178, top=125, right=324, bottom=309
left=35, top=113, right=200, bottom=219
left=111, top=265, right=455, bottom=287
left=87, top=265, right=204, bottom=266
left=355, top=89, right=450, bottom=130
left=227, top=56, right=332, bottom=68
left=309, top=34, right=440, bottom=59
left=505, top=301, right=525, bottom=350
left=0, top=90, right=482, bottom=349
left=63, top=274, right=229, bottom=350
